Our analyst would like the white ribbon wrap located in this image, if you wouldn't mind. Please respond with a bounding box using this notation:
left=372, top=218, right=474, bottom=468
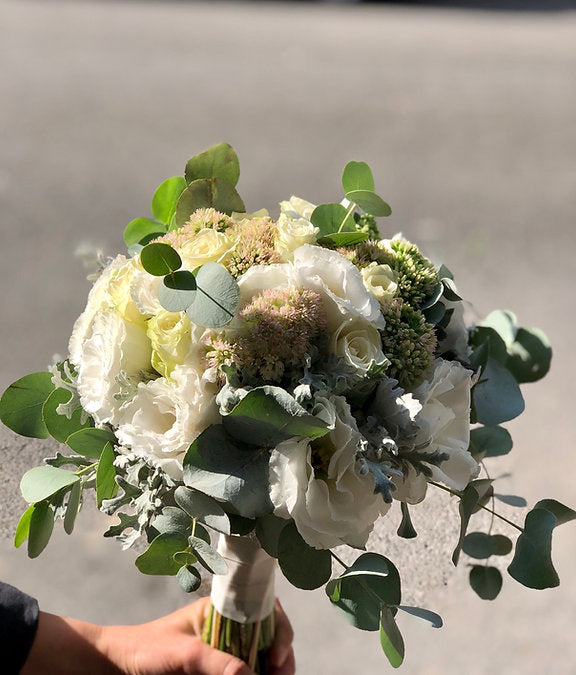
left=211, top=533, right=276, bottom=624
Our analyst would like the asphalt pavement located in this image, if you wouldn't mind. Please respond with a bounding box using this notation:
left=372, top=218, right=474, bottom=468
left=0, top=1, right=575, bottom=673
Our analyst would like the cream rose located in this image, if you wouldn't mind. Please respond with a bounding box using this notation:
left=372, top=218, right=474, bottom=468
left=115, top=363, right=220, bottom=481
left=147, top=310, right=192, bottom=378
left=276, top=196, right=319, bottom=261
left=178, top=228, right=234, bottom=270
left=392, top=359, right=478, bottom=503
left=330, top=317, right=388, bottom=375
left=361, top=263, right=397, bottom=307
left=270, top=395, right=388, bottom=549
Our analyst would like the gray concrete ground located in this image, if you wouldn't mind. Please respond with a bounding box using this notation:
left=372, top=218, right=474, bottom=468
left=0, top=0, right=575, bottom=672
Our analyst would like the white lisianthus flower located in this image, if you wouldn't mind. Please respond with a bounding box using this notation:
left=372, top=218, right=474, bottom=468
left=115, top=364, right=220, bottom=481
left=437, top=300, right=472, bottom=362
left=178, top=228, right=234, bottom=270
left=393, top=358, right=478, bottom=503
left=270, top=395, right=388, bottom=549
left=293, top=245, right=385, bottom=329
left=236, top=262, right=295, bottom=308
left=330, top=317, right=388, bottom=375
left=361, top=263, right=398, bottom=307
left=69, top=255, right=129, bottom=366
left=76, top=309, right=152, bottom=427
left=276, top=196, right=319, bottom=261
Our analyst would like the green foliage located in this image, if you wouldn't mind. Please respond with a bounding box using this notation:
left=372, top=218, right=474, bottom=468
left=183, top=425, right=273, bottom=519
left=185, top=263, right=240, bottom=328
left=140, top=242, right=183, bottom=276
left=152, top=176, right=187, bottom=225
left=153, top=507, right=194, bottom=538
left=469, top=566, right=503, bottom=600
left=473, top=357, right=525, bottom=425
left=0, top=372, right=54, bottom=438
left=222, top=386, right=330, bottom=448
left=310, top=203, right=356, bottom=237
left=135, top=532, right=189, bottom=576
left=452, top=482, right=484, bottom=565
left=189, top=536, right=228, bottom=575
left=177, top=565, right=202, bottom=593
left=14, top=505, right=34, bottom=548
left=185, top=142, right=240, bottom=187
left=342, top=161, right=375, bottom=193
left=277, top=522, right=331, bottom=590
left=508, top=501, right=576, bottom=589
left=174, top=486, right=231, bottom=535
left=345, top=190, right=392, bottom=217
left=157, top=271, right=197, bottom=312
left=20, top=466, right=80, bottom=504
left=469, top=425, right=513, bottom=459
left=175, top=178, right=245, bottom=227
left=317, top=231, right=369, bottom=247
left=96, top=442, right=118, bottom=506
left=63, top=480, right=82, bottom=535
left=255, top=513, right=289, bottom=558
left=27, top=502, right=55, bottom=558
left=379, top=606, right=404, bottom=669
left=42, top=388, right=92, bottom=443
left=66, top=427, right=116, bottom=458
left=123, top=217, right=166, bottom=248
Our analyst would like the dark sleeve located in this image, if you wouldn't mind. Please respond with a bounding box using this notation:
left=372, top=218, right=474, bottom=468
left=0, top=582, right=39, bottom=674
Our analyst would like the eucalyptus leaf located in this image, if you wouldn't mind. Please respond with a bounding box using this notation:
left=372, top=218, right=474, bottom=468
left=185, top=142, right=240, bottom=187
left=452, top=483, right=481, bottom=565
left=188, top=536, right=228, bottom=575
left=317, top=231, right=369, bottom=247
left=228, top=514, right=256, bottom=536
left=186, top=262, right=239, bottom=329
left=123, top=217, right=165, bottom=247
left=175, top=178, right=245, bottom=226
left=342, top=161, right=375, bottom=193
left=310, top=203, right=356, bottom=237
left=473, top=357, right=525, bottom=425
left=42, top=388, right=92, bottom=443
left=14, top=505, right=34, bottom=548
left=533, top=499, right=576, bottom=526
left=481, top=310, right=518, bottom=345
left=469, top=425, right=513, bottom=459
left=441, top=278, right=462, bottom=301
left=177, top=565, right=202, bottom=593
left=157, top=270, right=198, bottom=313
left=27, top=502, right=55, bottom=558
left=255, top=513, right=289, bottom=558
left=66, top=427, right=116, bottom=459
left=183, top=425, right=273, bottom=519
left=135, top=532, right=189, bottom=576
left=222, top=386, right=329, bottom=448
left=63, top=480, right=82, bottom=535
left=469, top=566, right=503, bottom=600
left=278, top=522, right=331, bottom=590
left=151, top=176, right=187, bottom=225
left=379, top=606, right=404, bottom=669
left=174, top=486, right=230, bottom=535
left=345, top=190, right=391, bottom=217
left=0, top=372, right=54, bottom=438
left=507, top=327, right=552, bottom=384
left=507, top=508, right=559, bottom=589
left=140, top=242, right=182, bottom=277
left=20, top=466, right=79, bottom=504
left=153, top=507, right=194, bottom=538
left=96, top=442, right=118, bottom=506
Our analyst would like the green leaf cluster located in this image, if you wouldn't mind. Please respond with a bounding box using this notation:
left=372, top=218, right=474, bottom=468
left=311, top=160, right=391, bottom=246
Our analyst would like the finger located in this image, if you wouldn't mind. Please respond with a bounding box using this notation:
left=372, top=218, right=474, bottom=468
left=187, top=639, right=253, bottom=675
left=271, top=647, right=296, bottom=675
left=269, top=599, right=294, bottom=669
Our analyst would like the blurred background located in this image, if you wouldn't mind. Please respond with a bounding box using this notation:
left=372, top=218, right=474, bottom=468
left=1, top=0, right=575, bottom=673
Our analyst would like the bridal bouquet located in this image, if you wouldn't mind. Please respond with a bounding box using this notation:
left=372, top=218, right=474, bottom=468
left=1, top=143, right=573, bottom=670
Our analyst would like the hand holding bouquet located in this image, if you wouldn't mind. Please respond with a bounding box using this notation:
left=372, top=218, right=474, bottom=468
left=1, top=143, right=573, bottom=670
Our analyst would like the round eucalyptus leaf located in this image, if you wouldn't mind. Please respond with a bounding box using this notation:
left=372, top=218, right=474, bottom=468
left=469, top=425, right=513, bottom=459
left=469, top=565, right=503, bottom=600
left=185, top=142, right=240, bottom=187
left=317, top=231, right=368, bottom=247
left=151, top=176, right=187, bottom=225
left=66, top=427, right=116, bottom=458
left=158, top=271, right=198, bottom=312
left=177, top=565, right=202, bottom=593
left=135, top=532, right=189, bottom=576
left=123, top=217, right=165, bottom=247
left=96, top=443, right=118, bottom=506
left=188, top=536, right=228, bottom=575
left=507, top=327, right=552, bottom=384
left=140, top=243, right=182, bottom=276
left=186, top=262, right=239, bottom=328
left=175, top=178, right=245, bottom=226
left=42, top=388, right=92, bottom=443
left=345, top=190, right=391, bottom=217
left=473, top=357, right=525, bottom=425
left=0, top=371, right=54, bottom=439
left=310, top=203, right=355, bottom=237
left=278, top=522, right=332, bottom=590
left=342, top=160, right=375, bottom=193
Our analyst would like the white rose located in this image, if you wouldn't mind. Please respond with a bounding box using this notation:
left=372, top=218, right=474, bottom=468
left=76, top=309, right=152, bottom=427
left=330, top=317, right=388, bottom=375
left=115, top=363, right=220, bottom=481
left=393, top=359, right=478, bottom=503
left=276, top=196, right=319, bottom=261
left=293, top=245, right=385, bottom=329
left=361, top=263, right=397, bottom=307
left=178, top=228, right=234, bottom=270
left=130, top=264, right=163, bottom=316
left=270, top=395, right=388, bottom=549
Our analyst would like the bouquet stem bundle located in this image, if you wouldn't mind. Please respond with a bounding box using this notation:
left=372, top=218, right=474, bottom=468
left=204, top=533, right=276, bottom=672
